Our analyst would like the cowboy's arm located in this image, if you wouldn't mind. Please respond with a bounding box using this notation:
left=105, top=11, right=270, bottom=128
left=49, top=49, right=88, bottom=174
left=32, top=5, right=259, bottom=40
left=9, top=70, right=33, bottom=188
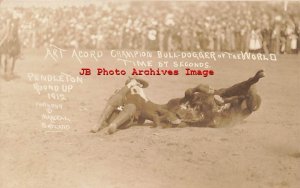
left=107, top=79, right=140, bottom=106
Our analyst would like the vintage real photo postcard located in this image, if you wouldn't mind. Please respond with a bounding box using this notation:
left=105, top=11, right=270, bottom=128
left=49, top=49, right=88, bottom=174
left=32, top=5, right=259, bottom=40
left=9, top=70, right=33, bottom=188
left=0, top=0, right=299, bottom=188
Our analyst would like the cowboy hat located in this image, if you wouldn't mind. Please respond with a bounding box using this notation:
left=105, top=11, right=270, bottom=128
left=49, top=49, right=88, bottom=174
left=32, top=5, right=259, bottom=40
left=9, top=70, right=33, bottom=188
left=125, top=77, right=149, bottom=88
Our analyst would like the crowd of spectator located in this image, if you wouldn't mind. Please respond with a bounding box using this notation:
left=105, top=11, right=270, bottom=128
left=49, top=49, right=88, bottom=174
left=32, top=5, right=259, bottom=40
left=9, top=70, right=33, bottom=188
left=2, top=1, right=300, bottom=54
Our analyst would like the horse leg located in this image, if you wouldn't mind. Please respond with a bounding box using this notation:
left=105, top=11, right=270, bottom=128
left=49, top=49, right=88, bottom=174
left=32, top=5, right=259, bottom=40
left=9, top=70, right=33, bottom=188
left=4, top=55, right=8, bottom=76
left=11, top=57, right=16, bottom=75
left=0, top=54, right=2, bottom=70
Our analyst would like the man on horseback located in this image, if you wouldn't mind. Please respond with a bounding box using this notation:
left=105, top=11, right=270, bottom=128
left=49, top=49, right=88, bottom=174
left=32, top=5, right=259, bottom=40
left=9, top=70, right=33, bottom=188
left=0, top=11, right=21, bottom=78
left=0, top=14, right=9, bottom=64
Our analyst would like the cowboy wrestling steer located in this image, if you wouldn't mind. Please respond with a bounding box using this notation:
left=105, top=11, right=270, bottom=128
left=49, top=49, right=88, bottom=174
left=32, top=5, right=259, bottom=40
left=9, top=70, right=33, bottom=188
left=91, top=78, right=180, bottom=134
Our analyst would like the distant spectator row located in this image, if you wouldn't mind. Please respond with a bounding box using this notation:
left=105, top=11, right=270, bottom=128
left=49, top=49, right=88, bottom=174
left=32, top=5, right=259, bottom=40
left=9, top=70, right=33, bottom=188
left=1, top=1, right=300, bottom=54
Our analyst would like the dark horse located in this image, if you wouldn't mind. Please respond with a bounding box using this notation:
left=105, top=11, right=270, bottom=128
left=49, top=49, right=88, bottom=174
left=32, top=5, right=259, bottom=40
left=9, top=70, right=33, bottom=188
left=0, top=18, right=21, bottom=80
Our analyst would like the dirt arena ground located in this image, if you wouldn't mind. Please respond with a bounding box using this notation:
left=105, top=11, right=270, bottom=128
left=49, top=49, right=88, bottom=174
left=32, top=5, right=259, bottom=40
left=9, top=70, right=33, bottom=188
left=0, top=50, right=299, bottom=188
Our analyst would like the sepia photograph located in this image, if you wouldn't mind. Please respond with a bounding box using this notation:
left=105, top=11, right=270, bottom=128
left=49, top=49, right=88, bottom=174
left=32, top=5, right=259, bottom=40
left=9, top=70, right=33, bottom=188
left=0, top=0, right=299, bottom=188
